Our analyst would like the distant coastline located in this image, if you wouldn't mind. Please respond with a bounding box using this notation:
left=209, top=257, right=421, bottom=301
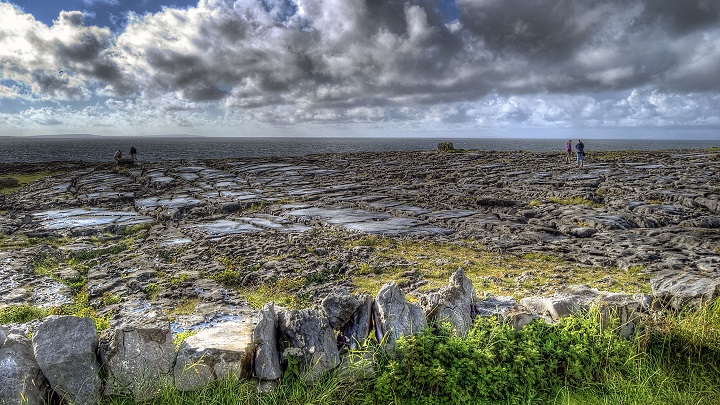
left=0, top=136, right=717, bottom=163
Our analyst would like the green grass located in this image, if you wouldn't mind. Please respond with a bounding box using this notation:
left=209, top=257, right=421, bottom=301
left=104, top=362, right=372, bottom=405
left=98, top=302, right=720, bottom=404
left=0, top=292, right=110, bottom=331
left=0, top=170, right=68, bottom=194
left=0, top=304, right=49, bottom=324
left=345, top=238, right=649, bottom=298
left=238, top=277, right=311, bottom=309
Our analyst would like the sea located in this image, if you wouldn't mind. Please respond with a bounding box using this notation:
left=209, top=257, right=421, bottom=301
left=0, top=136, right=718, bottom=163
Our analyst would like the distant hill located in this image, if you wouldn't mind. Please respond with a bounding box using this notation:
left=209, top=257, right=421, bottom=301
left=24, top=133, right=200, bottom=139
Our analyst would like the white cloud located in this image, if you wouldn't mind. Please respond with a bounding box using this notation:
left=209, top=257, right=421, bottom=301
left=0, top=0, right=719, bottom=136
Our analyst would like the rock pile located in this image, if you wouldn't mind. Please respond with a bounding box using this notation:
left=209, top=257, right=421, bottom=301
left=2, top=267, right=711, bottom=404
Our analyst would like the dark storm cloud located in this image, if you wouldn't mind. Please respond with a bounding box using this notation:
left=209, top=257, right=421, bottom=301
left=642, top=0, right=720, bottom=34
left=455, top=0, right=720, bottom=93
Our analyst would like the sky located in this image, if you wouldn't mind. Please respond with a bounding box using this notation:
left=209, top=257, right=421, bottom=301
left=0, top=0, right=719, bottom=139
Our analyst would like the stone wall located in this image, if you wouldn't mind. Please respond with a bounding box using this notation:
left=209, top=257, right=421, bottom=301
left=0, top=268, right=715, bottom=404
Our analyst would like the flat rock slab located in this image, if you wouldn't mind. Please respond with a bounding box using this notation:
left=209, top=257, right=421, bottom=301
left=31, top=208, right=153, bottom=234
left=650, top=271, right=720, bottom=309
left=188, top=220, right=263, bottom=237
left=174, top=321, right=256, bottom=391
left=285, top=207, right=452, bottom=235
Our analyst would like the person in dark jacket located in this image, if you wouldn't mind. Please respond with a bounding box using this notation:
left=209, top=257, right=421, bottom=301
left=129, top=146, right=137, bottom=161
left=575, top=140, right=585, bottom=167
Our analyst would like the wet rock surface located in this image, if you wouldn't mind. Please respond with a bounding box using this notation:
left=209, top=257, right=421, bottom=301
left=1, top=149, right=719, bottom=333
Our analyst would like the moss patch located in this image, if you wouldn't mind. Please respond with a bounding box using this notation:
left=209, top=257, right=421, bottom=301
left=238, top=277, right=311, bottom=309
left=0, top=170, right=68, bottom=194
left=346, top=238, right=650, bottom=298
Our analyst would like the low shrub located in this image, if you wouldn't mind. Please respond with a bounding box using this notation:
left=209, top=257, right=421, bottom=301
left=372, top=311, right=634, bottom=404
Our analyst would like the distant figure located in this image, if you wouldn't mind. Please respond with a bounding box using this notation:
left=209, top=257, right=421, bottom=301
left=565, top=140, right=572, bottom=163
left=575, top=140, right=585, bottom=167
left=114, top=150, right=122, bottom=162
left=129, top=146, right=137, bottom=161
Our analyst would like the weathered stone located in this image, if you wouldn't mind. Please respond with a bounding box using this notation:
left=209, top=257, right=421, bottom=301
left=420, top=268, right=476, bottom=335
left=255, top=379, right=279, bottom=393
left=174, top=321, right=255, bottom=391
left=520, top=285, right=644, bottom=338
left=321, top=292, right=360, bottom=329
left=373, top=282, right=427, bottom=355
left=277, top=307, right=340, bottom=382
left=341, top=294, right=373, bottom=350
left=32, top=316, right=101, bottom=405
left=650, top=271, right=720, bottom=309
left=474, top=295, right=540, bottom=330
left=0, top=327, right=49, bottom=405
left=99, top=309, right=175, bottom=401
left=252, top=303, right=282, bottom=381
left=437, top=142, right=454, bottom=152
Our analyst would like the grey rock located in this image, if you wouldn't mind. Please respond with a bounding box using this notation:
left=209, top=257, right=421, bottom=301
left=321, top=292, right=360, bottom=329
left=650, top=271, right=720, bottom=309
left=252, top=303, right=282, bottom=380
left=420, top=268, right=476, bottom=335
left=0, top=327, right=49, bottom=405
left=32, top=316, right=101, bottom=405
left=373, top=282, right=427, bottom=355
left=474, top=295, right=539, bottom=330
left=277, top=307, right=340, bottom=382
left=559, top=225, right=597, bottom=238
left=255, top=379, right=279, bottom=393
left=174, top=321, right=255, bottom=391
left=99, top=309, right=175, bottom=401
left=341, top=294, right=373, bottom=350
left=520, top=285, right=644, bottom=338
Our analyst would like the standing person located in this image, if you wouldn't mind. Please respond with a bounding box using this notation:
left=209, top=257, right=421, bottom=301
left=565, top=140, right=572, bottom=163
left=114, top=149, right=122, bottom=162
left=129, top=146, right=137, bottom=161
left=575, top=140, right=585, bottom=167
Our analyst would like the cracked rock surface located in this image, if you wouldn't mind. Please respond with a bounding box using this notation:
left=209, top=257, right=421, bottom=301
left=1, top=150, right=719, bottom=331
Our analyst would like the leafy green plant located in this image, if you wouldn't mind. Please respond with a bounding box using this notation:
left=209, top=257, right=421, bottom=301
left=0, top=304, right=49, bottom=324
left=372, top=310, right=634, bottom=404
left=210, top=268, right=243, bottom=288
left=174, top=330, right=198, bottom=349
left=143, top=284, right=160, bottom=300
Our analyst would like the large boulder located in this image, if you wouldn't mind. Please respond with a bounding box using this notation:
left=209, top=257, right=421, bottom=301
left=341, top=294, right=374, bottom=350
left=0, top=327, right=49, bottom=405
left=650, top=270, right=720, bottom=309
left=252, top=303, right=282, bottom=381
left=520, top=285, right=645, bottom=338
left=321, top=292, right=360, bottom=330
left=99, top=309, right=175, bottom=401
left=174, top=321, right=255, bottom=391
left=420, top=268, right=476, bottom=335
left=32, top=316, right=101, bottom=405
left=373, top=282, right=427, bottom=355
left=277, top=307, right=340, bottom=382
left=474, top=295, right=539, bottom=330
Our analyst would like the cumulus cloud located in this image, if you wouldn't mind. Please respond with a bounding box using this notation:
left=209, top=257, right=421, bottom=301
left=0, top=4, right=133, bottom=100
left=1, top=0, right=719, bottom=135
